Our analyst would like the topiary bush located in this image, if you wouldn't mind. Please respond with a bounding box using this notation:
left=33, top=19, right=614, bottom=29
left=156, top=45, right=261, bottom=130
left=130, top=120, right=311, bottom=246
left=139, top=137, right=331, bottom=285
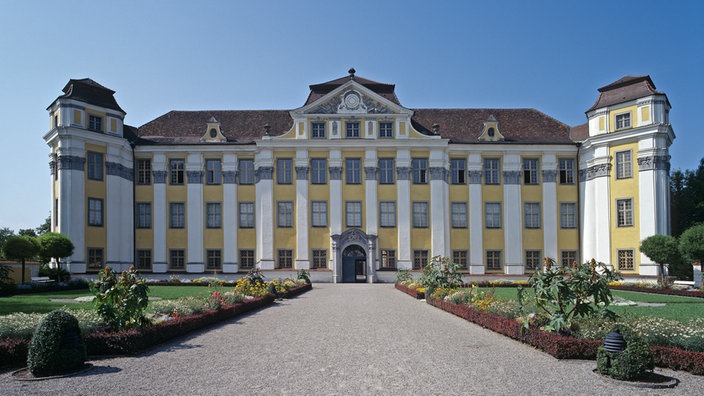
left=596, top=326, right=654, bottom=381
left=27, top=310, right=86, bottom=377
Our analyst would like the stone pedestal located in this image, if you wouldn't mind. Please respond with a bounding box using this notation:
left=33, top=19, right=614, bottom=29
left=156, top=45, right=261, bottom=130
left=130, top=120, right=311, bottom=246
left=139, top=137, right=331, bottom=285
left=693, top=262, right=702, bottom=288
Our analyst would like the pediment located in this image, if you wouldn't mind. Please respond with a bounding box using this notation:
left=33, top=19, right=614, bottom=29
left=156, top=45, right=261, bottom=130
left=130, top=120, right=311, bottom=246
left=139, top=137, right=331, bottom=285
left=296, top=81, right=408, bottom=116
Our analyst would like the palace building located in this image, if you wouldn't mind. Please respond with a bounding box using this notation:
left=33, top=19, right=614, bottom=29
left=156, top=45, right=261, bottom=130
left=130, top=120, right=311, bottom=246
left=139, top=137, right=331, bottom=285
left=43, top=70, right=675, bottom=282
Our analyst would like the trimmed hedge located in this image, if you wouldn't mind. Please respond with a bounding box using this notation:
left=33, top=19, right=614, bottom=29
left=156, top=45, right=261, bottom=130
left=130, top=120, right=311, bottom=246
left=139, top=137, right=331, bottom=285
left=425, top=296, right=704, bottom=375
left=395, top=283, right=424, bottom=299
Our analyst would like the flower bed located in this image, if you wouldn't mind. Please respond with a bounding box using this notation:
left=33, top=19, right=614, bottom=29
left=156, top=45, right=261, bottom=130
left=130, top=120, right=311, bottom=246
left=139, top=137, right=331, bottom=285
left=425, top=296, right=704, bottom=375
left=281, top=282, right=312, bottom=298
left=395, top=283, right=424, bottom=299
left=610, top=285, right=704, bottom=299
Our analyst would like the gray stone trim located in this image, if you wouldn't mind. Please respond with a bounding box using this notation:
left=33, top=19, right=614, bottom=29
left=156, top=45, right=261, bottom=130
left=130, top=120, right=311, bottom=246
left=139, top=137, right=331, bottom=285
left=187, top=171, right=203, bottom=184
left=329, top=166, right=342, bottom=180
left=106, top=161, right=134, bottom=182
left=255, top=166, right=273, bottom=183
left=397, top=167, right=410, bottom=181
left=586, top=163, right=611, bottom=180
left=503, top=171, right=521, bottom=185
left=296, top=166, right=309, bottom=180
left=469, top=170, right=482, bottom=184
left=365, top=166, right=377, bottom=180
left=430, top=167, right=448, bottom=182
left=153, top=170, right=167, bottom=184
left=106, top=112, right=124, bottom=120
left=578, top=169, right=586, bottom=181
left=638, top=155, right=670, bottom=172
left=223, top=171, right=237, bottom=184
left=57, top=155, right=85, bottom=171
left=66, top=104, right=86, bottom=110
left=49, top=160, right=56, bottom=176
left=542, top=170, right=557, bottom=183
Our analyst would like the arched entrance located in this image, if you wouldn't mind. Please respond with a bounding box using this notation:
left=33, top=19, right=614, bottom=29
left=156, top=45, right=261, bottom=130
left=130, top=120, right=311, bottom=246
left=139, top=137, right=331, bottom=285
left=342, top=245, right=366, bottom=283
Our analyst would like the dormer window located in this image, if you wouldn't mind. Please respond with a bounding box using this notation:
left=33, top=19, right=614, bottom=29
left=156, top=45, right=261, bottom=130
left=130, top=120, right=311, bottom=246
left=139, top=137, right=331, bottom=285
left=209, top=128, right=217, bottom=138
left=616, top=113, right=631, bottom=130
left=88, top=115, right=103, bottom=132
left=488, top=127, right=495, bottom=137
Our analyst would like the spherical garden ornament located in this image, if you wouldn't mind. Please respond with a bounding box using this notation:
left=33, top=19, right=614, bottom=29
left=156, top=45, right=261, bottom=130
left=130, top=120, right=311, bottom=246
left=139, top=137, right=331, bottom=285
left=27, top=310, right=87, bottom=377
left=597, top=326, right=654, bottom=381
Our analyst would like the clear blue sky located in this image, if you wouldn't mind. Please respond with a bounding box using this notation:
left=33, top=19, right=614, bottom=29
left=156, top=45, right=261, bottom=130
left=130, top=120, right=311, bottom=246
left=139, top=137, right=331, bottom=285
left=1, top=0, right=702, bottom=232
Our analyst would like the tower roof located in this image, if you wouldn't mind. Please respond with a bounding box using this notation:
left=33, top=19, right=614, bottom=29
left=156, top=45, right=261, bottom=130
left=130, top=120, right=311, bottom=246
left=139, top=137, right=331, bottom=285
left=304, top=69, right=399, bottom=106
left=586, top=75, right=667, bottom=112
left=48, top=78, right=125, bottom=113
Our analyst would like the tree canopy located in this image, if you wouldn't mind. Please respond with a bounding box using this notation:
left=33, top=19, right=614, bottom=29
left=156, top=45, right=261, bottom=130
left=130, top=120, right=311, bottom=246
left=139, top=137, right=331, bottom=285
left=2, top=235, right=40, bottom=283
left=671, top=158, right=704, bottom=236
left=680, top=224, right=704, bottom=265
left=38, top=232, right=74, bottom=263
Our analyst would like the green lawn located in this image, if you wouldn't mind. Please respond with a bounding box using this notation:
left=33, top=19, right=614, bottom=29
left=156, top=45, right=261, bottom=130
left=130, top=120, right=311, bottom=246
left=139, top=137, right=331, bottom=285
left=0, top=286, right=214, bottom=316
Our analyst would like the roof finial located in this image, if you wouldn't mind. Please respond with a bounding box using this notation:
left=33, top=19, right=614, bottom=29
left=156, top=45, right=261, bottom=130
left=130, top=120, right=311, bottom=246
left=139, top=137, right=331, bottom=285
left=264, top=123, right=271, bottom=136
left=432, top=123, right=440, bottom=135
left=348, top=68, right=356, bottom=79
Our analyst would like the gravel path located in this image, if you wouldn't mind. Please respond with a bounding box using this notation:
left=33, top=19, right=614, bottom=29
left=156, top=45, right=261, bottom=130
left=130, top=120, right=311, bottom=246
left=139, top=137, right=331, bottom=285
left=3, top=284, right=704, bottom=395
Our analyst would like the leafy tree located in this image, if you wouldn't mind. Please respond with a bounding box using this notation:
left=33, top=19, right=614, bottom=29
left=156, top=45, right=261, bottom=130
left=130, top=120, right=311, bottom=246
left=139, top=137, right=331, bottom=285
left=671, top=158, right=704, bottom=236
left=36, top=216, right=51, bottom=236
left=19, top=228, right=38, bottom=237
left=0, top=227, right=14, bottom=259
left=640, top=234, right=679, bottom=285
left=679, top=224, right=704, bottom=267
left=2, top=235, right=40, bottom=283
left=38, top=232, right=74, bottom=265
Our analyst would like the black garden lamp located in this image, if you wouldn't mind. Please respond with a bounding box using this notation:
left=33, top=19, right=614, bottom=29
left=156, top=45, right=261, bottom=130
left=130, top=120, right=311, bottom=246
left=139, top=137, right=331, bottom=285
left=603, top=330, right=627, bottom=353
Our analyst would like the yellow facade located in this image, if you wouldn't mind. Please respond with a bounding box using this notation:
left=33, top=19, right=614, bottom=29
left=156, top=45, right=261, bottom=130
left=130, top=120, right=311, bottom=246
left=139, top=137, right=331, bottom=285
left=609, top=143, right=641, bottom=272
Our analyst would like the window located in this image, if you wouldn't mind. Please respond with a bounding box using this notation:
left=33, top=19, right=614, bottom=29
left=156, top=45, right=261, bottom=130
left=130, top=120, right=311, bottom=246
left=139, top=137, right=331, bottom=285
left=277, top=249, right=293, bottom=269
left=378, top=158, right=395, bottom=184
left=453, top=250, right=468, bottom=270
left=312, top=122, right=326, bottom=139
left=413, top=250, right=428, bottom=270
left=136, top=202, right=151, bottom=229
left=238, top=159, right=254, bottom=185
left=137, top=159, right=151, bottom=185
left=346, top=201, right=362, bottom=227
left=618, top=250, right=635, bottom=270
left=277, top=158, right=292, bottom=184
left=87, top=151, right=103, bottom=181
left=380, top=250, right=396, bottom=269
left=523, top=158, right=539, bottom=185
left=484, top=158, right=500, bottom=185
left=205, top=159, right=221, bottom=185
left=451, top=202, right=468, bottom=228
left=169, top=202, right=185, bottom=228
left=277, top=201, right=293, bottom=228
left=558, top=159, right=575, bottom=185
left=525, top=250, right=541, bottom=271
left=311, top=201, right=328, bottom=227
left=88, top=198, right=103, bottom=226
left=617, top=198, right=634, bottom=227
left=239, top=202, right=255, bottom=228
left=560, top=203, right=577, bottom=229
left=310, top=158, right=327, bottom=184
left=87, top=248, right=104, bottom=269
left=206, top=202, right=222, bottom=228
left=170, top=249, right=185, bottom=270
left=240, top=250, right=255, bottom=270
left=346, top=122, right=360, bottom=138
left=346, top=158, right=362, bottom=184
left=486, top=251, right=502, bottom=271
left=616, top=112, right=631, bottom=130
left=412, top=158, right=428, bottom=184
left=524, top=202, right=541, bottom=229
left=206, top=250, right=222, bottom=270
left=88, top=115, right=102, bottom=132
left=380, top=201, right=396, bottom=227
left=379, top=122, right=393, bottom=138
left=412, top=202, right=429, bottom=228
left=137, top=250, right=152, bottom=270
left=170, top=159, right=185, bottom=185
left=450, top=159, right=466, bottom=184
left=616, top=151, right=632, bottom=179
left=561, top=251, right=578, bottom=266
left=485, top=202, right=501, bottom=228
left=312, top=249, right=327, bottom=269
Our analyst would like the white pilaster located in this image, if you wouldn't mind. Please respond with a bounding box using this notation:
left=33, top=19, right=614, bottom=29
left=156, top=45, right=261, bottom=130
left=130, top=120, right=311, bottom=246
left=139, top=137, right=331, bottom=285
left=105, top=145, right=124, bottom=271
left=57, top=137, right=86, bottom=273
left=503, top=154, right=523, bottom=274
left=329, top=149, right=342, bottom=281
left=468, top=153, right=484, bottom=274
left=586, top=149, right=612, bottom=267
left=396, top=149, right=411, bottom=270
left=364, top=149, right=378, bottom=237
left=152, top=153, right=168, bottom=273
left=295, top=149, right=310, bottom=270
left=255, top=150, right=275, bottom=269
left=186, top=153, right=204, bottom=273
left=542, top=154, right=558, bottom=262
left=430, top=149, right=449, bottom=258
left=222, top=153, right=238, bottom=273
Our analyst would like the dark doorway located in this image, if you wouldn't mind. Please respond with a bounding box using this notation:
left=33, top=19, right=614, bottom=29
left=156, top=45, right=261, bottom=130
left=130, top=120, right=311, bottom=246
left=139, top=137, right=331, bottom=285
left=342, top=245, right=366, bottom=283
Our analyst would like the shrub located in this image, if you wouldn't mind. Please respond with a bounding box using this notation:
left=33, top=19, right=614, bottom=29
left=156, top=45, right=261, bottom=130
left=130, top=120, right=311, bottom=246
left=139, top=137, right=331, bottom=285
left=420, top=256, right=464, bottom=296
left=38, top=263, right=70, bottom=282
left=27, top=311, right=86, bottom=377
left=91, top=266, right=150, bottom=330
left=396, top=269, right=412, bottom=283
left=297, top=269, right=311, bottom=284
left=596, top=326, right=654, bottom=381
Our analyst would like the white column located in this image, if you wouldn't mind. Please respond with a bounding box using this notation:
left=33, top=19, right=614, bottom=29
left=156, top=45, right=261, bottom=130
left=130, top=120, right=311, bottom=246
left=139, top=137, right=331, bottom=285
left=430, top=149, right=449, bottom=258
left=396, top=149, right=412, bottom=270
left=152, top=153, right=168, bottom=273
left=120, top=149, right=134, bottom=269
left=222, top=153, right=238, bottom=273
left=468, top=153, right=484, bottom=274
left=542, top=154, right=558, bottom=262
left=105, top=145, right=124, bottom=271
left=580, top=165, right=595, bottom=263
left=503, top=154, right=523, bottom=275
left=585, top=150, right=612, bottom=267
left=255, top=150, right=275, bottom=269
left=364, top=149, right=378, bottom=236
left=295, top=149, right=310, bottom=270
left=57, top=138, right=86, bottom=273
left=186, top=153, right=204, bottom=272
left=637, top=153, right=671, bottom=276
left=329, top=149, right=342, bottom=282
